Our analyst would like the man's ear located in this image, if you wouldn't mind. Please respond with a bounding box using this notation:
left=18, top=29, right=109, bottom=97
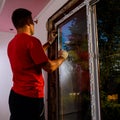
left=27, top=19, right=31, bottom=26
left=27, top=19, right=34, bottom=26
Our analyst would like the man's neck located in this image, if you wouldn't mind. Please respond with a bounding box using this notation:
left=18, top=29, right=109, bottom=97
left=17, top=26, right=31, bottom=35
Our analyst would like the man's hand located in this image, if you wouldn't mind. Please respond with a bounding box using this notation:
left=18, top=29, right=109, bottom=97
left=58, top=50, right=68, bottom=60
left=48, top=30, right=57, bottom=45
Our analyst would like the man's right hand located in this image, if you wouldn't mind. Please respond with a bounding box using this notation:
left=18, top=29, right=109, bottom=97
left=58, top=50, right=68, bottom=60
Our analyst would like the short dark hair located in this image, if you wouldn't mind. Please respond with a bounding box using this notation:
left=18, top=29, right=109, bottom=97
left=12, top=8, right=33, bottom=29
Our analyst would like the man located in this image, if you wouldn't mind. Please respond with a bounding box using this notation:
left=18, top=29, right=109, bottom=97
left=7, top=8, right=68, bottom=120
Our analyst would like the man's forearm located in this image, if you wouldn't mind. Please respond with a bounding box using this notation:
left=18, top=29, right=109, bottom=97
left=42, top=57, right=65, bottom=73
left=43, top=42, right=51, bottom=51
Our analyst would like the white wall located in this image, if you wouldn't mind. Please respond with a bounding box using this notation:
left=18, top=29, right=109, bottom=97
left=0, top=32, right=14, bottom=120
left=0, top=0, right=68, bottom=120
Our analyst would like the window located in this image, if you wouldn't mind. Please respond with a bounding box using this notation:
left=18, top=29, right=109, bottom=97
left=47, top=0, right=100, bottom=120
left=58, top=6, right=90, bottom=120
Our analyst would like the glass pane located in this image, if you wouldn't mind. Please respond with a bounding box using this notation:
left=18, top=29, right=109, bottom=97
left=58, top=7, right=91, bottom=120
left=97, top=0, right=120, bottom=120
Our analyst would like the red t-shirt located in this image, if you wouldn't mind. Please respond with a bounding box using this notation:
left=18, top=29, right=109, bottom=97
left=7, top=33, right=48, bottom=98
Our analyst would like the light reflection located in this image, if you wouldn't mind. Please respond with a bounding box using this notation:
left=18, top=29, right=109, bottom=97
left=69, top=92, right=80, bottom=96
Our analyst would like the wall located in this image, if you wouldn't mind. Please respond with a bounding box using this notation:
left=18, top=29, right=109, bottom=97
left=0, top=0, right=68, bottom=120
left=0, top=32, right=14, bottom=120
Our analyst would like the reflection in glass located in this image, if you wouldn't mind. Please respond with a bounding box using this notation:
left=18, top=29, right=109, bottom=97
left=97, top=0, right=120, bottom=120
left=58, top=7, right=91, bottom=120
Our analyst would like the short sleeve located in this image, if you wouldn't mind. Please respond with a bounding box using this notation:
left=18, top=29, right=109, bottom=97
left=29, top=38, right=48, bottom=64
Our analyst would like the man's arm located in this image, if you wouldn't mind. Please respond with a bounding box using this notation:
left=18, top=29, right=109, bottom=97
left=43, top=30, right=57, bottom=51
left=41, top=50, right=68, bottom=72
left=43, top=41, right=51, bottom=51
left=42, top=57, right=65, bottom=72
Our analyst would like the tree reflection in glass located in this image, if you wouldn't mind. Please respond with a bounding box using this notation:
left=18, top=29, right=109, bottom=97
left=58, top=7, right=91, bottom=120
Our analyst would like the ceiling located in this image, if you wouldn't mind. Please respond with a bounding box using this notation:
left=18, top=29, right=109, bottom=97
left=0, top=0, right=50, bottom=33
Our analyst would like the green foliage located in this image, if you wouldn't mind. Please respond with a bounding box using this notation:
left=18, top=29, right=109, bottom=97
left=97, top=0, right=120, bottom=119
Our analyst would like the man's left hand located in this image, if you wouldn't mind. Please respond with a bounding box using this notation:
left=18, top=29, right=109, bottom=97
left=48, top=30, right=57, bottom=45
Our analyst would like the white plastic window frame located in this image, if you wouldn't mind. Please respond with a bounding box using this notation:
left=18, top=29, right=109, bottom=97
left=87, top=0, right=101, bottom=120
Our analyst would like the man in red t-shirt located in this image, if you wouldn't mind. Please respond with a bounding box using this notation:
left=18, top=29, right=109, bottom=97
left=7, top=8, right=68, bottom=120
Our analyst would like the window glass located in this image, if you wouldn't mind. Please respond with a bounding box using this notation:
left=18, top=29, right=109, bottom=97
left=58, top=6, right=91, bottom=120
